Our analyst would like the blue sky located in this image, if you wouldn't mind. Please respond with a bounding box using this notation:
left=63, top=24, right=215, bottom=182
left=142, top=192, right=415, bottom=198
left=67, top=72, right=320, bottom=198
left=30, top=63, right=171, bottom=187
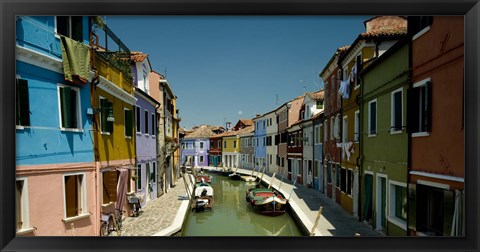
left=106, top=16, right=370, bottom=129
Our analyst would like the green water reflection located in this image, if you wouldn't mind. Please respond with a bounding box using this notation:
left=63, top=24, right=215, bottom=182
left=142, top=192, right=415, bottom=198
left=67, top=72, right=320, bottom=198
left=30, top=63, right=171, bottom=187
left=181, top=173, right=303, bottom=236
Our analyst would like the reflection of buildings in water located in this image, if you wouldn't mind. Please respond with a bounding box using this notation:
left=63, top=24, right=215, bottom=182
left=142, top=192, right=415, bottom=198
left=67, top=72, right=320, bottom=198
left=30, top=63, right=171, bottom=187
left=193, top=209, right=214, bottom=224
left=249, top=212, right=292, bottom=236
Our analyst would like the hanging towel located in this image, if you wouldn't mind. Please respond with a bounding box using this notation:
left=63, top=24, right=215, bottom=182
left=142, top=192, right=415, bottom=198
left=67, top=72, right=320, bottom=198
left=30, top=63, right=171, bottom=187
left=343, top=80, right=350, bottom=99
left=60, top=36, right=90, bottom=84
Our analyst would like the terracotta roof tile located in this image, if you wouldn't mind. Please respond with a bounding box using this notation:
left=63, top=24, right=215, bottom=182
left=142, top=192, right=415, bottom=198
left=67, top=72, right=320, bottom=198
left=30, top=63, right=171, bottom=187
left=360, top=27, right=407, bottom=39
left=130, top=51, right=148, bottom=62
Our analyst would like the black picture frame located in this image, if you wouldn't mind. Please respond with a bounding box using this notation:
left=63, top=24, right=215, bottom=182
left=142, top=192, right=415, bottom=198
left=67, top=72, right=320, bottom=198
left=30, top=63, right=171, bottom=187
left=1, top=0, right=478, bottom=252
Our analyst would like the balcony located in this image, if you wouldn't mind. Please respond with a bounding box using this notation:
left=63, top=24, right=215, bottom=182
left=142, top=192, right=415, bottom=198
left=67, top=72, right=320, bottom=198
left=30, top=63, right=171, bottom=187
left=91, top=19, right=133, bottom=92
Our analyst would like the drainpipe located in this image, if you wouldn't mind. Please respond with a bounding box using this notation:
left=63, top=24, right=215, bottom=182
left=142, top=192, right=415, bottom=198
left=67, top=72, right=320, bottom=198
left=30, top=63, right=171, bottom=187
left=356, top=73, right=364, bottom=221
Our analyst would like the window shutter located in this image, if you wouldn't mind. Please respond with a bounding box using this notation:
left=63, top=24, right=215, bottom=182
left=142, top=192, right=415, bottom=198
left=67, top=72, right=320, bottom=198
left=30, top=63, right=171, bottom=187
left=16, top=79, right=31, bottom=126
left=65, top=176, right=78, bottom=217
left=107, top=102, right=114, bottom=133
left=60, top=87, right=73, bottom=128
left=100, top=99, right=108, bottom=132
left=125, top=110, right=132, bottom=137
left=70, top=89, right=78, bottom=128
left=424, top=81, right=432, bottom=132
left=407, top=87, right=419, bottom=133
left=103, top=171, right=118, bottom=204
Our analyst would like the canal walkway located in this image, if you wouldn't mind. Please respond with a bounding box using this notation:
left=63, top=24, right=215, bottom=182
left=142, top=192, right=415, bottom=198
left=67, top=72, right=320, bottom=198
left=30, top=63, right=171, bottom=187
left=116, top=166, right=382, bottom=237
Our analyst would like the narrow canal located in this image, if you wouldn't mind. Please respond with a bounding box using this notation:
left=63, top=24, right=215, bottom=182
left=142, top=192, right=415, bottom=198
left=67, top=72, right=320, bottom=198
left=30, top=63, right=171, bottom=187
left=181, top=173, right=304, bottom=236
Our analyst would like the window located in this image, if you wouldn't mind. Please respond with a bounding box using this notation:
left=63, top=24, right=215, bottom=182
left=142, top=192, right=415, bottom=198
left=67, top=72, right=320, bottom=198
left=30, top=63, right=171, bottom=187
left=389, top=182, right=407, bottom=228
left=233, top=140, right=237, bottom=148
left=136, top=106, right=141, bottom=133
left=342, top=116, right=348, bottom=143
left=124, top=109, right=133, bottom=137
left=100, top=97, right=113, bottom=133
left=340, top=168, right=347, bottom=192
left=316, top=100, right=323, bottom=109
left=391, top=89, right=403, bottom=133
left=218, top=140, right=221, bottom=148
left=103, top=171, right=117, bottom=204
left=320, top=124, right=323, bottom=143
left=144, top=110, right=149, bottom=135
left=269, top=154, right=272, bottom=165
left=408, top=79, right=431, bottom=135
left=314, top=160, right=319, bottom=178
left=354, top=110, right=360, bottom=142
left=314, top=125, right=319, bottom=144
left=409, top=16, right=433, bottom=39
left=64, top=173, right=86, bottom=218
left=327, top=163, right=332, bottom=184
left=224, top=141, right=227, bottom=148
left=200, top=142, right=204, bottom=149
left=56, top=16, right=83, bottom=41
left=16, top=179, right=29, bottom=232
left=355, top=54, right=362, bottom=87
left=59, top=85, right=81, bottom=130
left=330, top=116, right=334, bottom=140
left=16, top=78, right=30, bottom=127
left=136, top=165, right=142, bottom=190
left=151, top=162, right=156, bottom=183
left=151, top=113, right=155, bottom=136
left=368, top=100, right=377, bottom=136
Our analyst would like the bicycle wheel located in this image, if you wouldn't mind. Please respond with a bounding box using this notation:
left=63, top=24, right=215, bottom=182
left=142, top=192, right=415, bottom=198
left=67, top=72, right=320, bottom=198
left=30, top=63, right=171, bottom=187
left=100, top=222, right=109, bottom=236
left=107, top=216, right=115, bottom=234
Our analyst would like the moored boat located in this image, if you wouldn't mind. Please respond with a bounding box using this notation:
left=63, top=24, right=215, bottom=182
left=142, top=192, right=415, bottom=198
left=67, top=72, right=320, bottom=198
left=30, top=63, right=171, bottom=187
left=196, top=174, right=212, bottom=183
left=246, top=187, right=287, bottom=216
left=192, top=177, right=214, bottom=212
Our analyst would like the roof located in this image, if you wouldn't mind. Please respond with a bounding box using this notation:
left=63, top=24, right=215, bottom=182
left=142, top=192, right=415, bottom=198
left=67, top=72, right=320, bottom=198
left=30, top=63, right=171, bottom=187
left=319, top=45, right=351, bottom=77
left=239, top=119, right=253, bottom=126
left=130, top=51, right=149, bottom=62
left=184, top=125, right=219, bottom=139
left=306, top=90, right=325, bottom=100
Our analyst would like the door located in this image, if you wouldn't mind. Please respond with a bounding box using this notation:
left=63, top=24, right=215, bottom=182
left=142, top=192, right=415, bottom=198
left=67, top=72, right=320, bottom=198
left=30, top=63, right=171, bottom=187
left=363, top=173, right=373, bottom=223
left=376, top=175, right=387, bottom=231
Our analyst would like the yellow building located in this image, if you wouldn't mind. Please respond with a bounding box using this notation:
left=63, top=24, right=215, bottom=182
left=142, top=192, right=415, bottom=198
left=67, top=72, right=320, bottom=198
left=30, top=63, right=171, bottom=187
left=90, top=21, right=137, bottom=233
left=221, top=131, right=241, bottom=168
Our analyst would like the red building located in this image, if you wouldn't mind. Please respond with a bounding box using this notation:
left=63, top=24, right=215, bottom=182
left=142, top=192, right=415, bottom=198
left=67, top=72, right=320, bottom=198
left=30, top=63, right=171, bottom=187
left=407, top=16, right=464, bottom=236
left=319, top=46, right=349, bottom=201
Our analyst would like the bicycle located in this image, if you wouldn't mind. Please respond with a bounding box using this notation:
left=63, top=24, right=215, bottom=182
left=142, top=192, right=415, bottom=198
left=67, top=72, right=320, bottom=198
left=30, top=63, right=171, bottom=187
left=100, top=211, right=116, bottom=236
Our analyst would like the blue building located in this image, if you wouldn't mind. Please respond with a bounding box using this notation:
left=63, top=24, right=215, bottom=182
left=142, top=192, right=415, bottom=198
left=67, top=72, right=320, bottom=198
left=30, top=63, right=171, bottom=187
left=253, top=115, right=267, bottom=172
left=15, top=16, right=96, bottom=236
left=180, top=125, right=217, bottom=168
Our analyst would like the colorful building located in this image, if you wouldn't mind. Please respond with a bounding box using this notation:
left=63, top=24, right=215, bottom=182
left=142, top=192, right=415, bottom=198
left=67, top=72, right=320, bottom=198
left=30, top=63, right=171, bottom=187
left=90, top=19, right=137, bottom=228
left=253, top=115, right=267, bottom=171
left=339, top=15, right=407, bottom=218
left=286, top=95, right=305, bottom=183
left=276, top=103, right=290, bottom=178
left=407, top=16, right=464, bottom=236
left=360, top=39, right=409, bottom=236
left=312, top=110, right=325, bottom=192
left=264, top=110, right=279, bottom=174
left=239, top=126, right=255, bottom=169
left=181, top=125, right=218, bottom=167
left=16, top=16, right=96, bottom=236
left=320, top=46, right=348, bottom=202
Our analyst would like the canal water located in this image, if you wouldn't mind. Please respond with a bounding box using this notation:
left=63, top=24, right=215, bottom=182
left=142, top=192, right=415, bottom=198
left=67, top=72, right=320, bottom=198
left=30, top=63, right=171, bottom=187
left=181, top=173, right=304, bottom=236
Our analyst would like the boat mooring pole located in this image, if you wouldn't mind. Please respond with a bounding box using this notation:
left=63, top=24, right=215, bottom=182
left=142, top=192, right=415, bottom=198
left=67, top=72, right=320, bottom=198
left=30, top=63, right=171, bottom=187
left=277, top=169, right=287, bottom=191
left=268, top=173, right=276, bottom=189
left=310, top=206, right=324, bottom=236
left=287, top=180, right=297, bottom=201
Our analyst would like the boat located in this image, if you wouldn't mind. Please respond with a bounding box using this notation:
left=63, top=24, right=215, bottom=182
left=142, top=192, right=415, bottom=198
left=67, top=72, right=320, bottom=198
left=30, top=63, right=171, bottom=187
left=245, top=187, right=287, bottom=216
left=196, top=174, right=212, bottom=183
left=228, top=173, right=242, bottom=180
left=252, top=193, right=287, bottom=216
left=192, top=178, right=214, bottom=212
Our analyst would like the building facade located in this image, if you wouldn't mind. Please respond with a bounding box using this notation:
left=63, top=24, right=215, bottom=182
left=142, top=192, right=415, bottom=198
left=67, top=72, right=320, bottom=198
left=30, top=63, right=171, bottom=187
left=407, top=16, right=464, bottom=237
left=16, top=16, right=96, bottom=236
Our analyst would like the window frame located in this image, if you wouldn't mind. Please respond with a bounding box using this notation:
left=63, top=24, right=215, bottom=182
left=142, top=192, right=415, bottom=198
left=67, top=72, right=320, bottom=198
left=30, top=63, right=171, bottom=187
left=391, top=88, right=404, bottom=134
left=136, top=106, right=141, bottom=134
left=144, top=109, right=149, bottom=136
left=354, top=110, right=360, bottom=142
left=388, top=180, right=408, bottom=230
left=16, top=177, right=32, bottom=234
left=411, top=78, right=432, bottom=137
left=55, top=16, right=84, bottom=41
left=16, top=77, right=31, bottom=128
left=124, top=107, right=133, bottom=138
left=58, top=84, right=82, bottom=132
left=62, top=172, right=88, bottom=221
left=99, top=96, right=113, bottom=135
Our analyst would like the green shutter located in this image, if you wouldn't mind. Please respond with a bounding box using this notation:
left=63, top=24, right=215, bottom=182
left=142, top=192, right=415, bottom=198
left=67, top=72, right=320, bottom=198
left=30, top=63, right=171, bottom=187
left=70, top=89, right=78, bottom=128
left=60, top=87, right=72, bottom=128
left=125, top=109, right=133, bottom=137
left=100, top=99, right=108, bottom=132
left=107, top=102, right=114, bottom=133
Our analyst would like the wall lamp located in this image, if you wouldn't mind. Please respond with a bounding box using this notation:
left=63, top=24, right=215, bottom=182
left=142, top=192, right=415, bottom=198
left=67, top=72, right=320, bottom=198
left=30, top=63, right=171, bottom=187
left=87, top=107, right=115, bottom=122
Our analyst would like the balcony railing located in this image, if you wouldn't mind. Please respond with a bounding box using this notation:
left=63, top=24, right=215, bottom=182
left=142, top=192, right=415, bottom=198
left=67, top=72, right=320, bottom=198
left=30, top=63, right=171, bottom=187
left=91, top=19, right=133, bottom=82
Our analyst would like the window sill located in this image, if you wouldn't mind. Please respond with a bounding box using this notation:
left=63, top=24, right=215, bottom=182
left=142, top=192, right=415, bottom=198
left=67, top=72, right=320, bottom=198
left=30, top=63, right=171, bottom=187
left=16, top=227, right=36, bottom=236
left=387, top=216, right=407, bottom=231
left=412, top=26, right=431, bottom=41
left=125, top=136, right=132, bottom=139
left=412, top=132, right=430, bottom=138
left=100, top=132, right=111, bottom=136
left=368, top=134, right=377, bottom=138
left=390, top=130, right=403, bottom=135
left=60, top=128, right=84, bottom=133
left=136, top=132, right=142, bottom=135
left=62, top=213, right=91, bottom=223
left=16, top=125, right=25, bottom=130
